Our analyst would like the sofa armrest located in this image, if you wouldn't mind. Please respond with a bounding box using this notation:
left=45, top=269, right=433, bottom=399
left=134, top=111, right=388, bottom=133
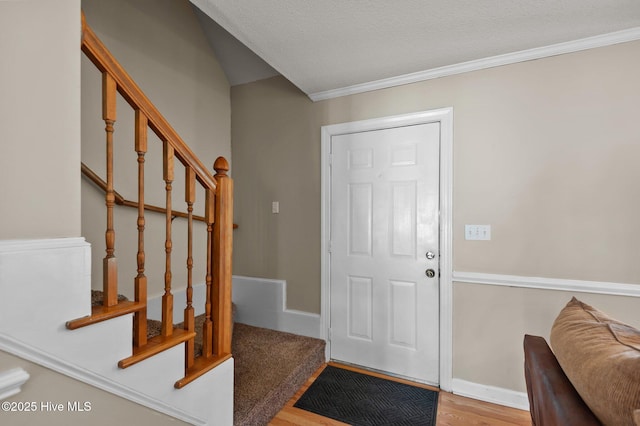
left=524, top=334, right=601, bottom=426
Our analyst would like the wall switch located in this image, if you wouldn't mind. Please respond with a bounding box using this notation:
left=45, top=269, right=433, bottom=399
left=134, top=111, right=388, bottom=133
left=272, top=201, right=280, bottom=214
left=465, top=224, right=491, bottom=240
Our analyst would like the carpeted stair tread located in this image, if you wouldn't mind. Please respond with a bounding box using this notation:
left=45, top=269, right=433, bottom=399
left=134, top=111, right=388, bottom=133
left=232, top=323, right=325, bottom=426
left=145, top=319, right=325, bottom=425
left=147, top=315, right=208, bottom=356
left=148, top=317, right=325, bottom=425
left=90, top=289, right=128, bottom=306
left=146, top=318, right=162, bottom=339
left=91, top=290, right=213, bottom=352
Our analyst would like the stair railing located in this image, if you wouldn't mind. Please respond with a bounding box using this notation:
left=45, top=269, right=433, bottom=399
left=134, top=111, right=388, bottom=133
left=80, top=162, right=207, bottom=222
left=67, top=13, right=233, bottom=388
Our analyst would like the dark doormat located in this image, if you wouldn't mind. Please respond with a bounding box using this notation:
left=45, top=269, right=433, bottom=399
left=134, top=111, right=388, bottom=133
left=294, top=365, right=439, bottom=425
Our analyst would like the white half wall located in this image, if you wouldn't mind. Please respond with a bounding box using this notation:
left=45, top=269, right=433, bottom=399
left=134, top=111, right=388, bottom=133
left=147, top=275, right=322, bottom=338
left=231, top=275, right=322, bottom=339
left=0, top=238, right=233, bottom=425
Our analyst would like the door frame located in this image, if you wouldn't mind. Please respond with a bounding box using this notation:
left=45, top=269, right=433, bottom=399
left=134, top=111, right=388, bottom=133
left=320, top=108, right=453, bottom=391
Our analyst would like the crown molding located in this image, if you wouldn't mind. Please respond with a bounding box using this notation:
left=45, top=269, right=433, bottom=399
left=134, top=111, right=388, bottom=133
left=309, top=27, right=640, bottom=102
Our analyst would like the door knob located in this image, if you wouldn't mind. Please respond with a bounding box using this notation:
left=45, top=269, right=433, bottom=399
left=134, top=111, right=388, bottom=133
left=425, top=269, right=436, bottom=278
left=426, top=251, right=435, bottom=259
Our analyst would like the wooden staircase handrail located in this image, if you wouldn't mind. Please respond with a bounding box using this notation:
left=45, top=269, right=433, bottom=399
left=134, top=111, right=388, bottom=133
left=81, top=13, right=217, bottom=192
left=81, top=162, right=206, bottom=222
left=68, top=13, right=235, bottom=389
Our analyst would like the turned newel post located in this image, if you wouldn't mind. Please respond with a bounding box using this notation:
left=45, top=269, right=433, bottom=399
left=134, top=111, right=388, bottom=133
left=212, top=157, right=233, bottom=356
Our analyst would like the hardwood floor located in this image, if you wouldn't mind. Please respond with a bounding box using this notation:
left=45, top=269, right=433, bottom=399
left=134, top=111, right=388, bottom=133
left=270, top=362, right=531, bottom=426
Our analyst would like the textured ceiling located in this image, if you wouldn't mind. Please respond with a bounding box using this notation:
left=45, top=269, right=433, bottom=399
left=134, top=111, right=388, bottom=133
left=193, top=6, right=279, bottom=86
left=190, top=0, right=640, bottom=98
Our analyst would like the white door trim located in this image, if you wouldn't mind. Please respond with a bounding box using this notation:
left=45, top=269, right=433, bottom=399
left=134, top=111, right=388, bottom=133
left=320, top=107, right=454, bottom=391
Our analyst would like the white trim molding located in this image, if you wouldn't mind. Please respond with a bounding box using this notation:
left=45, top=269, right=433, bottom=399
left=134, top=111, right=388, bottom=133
left=0, top=237, right=90, bottom=253
left=321, top=108, right=454, bottom=391
left=451, top=378, right=529, bottom=411
left=0, top=368, right=30, bottom=400
left=453, top=271, right=640, bottom=297
left=309, top=27, right=640, bottom=101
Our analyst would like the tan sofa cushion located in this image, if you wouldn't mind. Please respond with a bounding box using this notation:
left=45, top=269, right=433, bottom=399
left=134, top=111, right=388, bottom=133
left=550, top=297, right=640, bottom=426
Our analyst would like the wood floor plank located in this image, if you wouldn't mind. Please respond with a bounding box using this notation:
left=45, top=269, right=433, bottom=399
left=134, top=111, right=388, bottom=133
left=436, top=391, right=531, bottom=426
left=270, top=363, right=531, bottom=426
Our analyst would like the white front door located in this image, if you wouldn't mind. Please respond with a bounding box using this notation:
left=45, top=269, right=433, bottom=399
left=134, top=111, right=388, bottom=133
left=330, top=122, right=440, bottom=385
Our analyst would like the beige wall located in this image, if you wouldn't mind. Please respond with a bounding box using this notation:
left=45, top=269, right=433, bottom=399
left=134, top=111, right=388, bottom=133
left=232, top=78, right=322, bottom=311
left=0, top=0, right=201, bottom=422
left=231, top=40, right=640, bottom=390
left=0, top=0, right=81, bottom=239
left=453, top=283, right=640, bottom=391
left=0, top=351, right=186, bottom=426
left=81, top=0, right=231, bottom=299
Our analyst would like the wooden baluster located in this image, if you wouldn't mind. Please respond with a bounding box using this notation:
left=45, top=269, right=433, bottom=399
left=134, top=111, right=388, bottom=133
left=184, top=167, right=196, bottom=368
left=201, top=188, right=215, bottom=358
left=103, top=73, right=118, bottom=307
left=162, top=141, right=174, bottom=337
left=133, top=110, right=148, bottom=347
left=213, top=157, right=233, bottom=356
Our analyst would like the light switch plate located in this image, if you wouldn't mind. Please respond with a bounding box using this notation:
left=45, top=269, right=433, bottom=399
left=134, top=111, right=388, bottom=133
left=465, top=224, right=491, bottom=240
left=272, top=201, right=280, bottom=214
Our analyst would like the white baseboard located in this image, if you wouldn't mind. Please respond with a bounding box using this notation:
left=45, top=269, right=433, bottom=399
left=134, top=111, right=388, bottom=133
left=451, top=378, right=530, bottom=411
left=231, top=275, right=322, bottom=339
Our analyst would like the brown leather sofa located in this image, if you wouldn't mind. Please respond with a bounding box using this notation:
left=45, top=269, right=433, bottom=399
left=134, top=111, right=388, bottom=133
left=523, top=334, right=601, bottom=426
